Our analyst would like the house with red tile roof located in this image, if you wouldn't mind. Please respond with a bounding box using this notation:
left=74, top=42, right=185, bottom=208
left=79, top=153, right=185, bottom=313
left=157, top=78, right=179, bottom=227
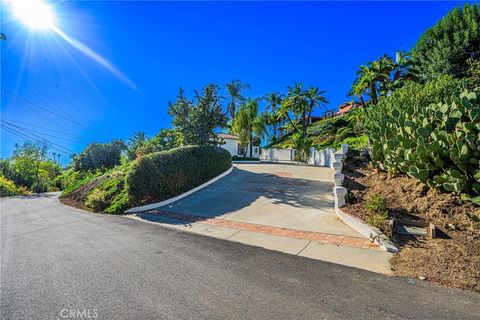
left=216, top=133, right=259, bottom=158
left=334, top=102, right=362, bottom=117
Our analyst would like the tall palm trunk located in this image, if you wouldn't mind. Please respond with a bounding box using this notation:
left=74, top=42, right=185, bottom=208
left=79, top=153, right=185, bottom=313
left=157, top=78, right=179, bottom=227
left=249, top=126, right=253, bottom=158
left=230, top=100, right=235, bottom=119
left=272, top=104, right=277, bottom=138
left=370, top=84, right=378, bottom=105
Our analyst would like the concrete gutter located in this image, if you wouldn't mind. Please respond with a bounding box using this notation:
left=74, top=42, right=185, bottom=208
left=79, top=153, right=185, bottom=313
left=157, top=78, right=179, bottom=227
left=329, top=145, right=399, bottom=253
left=124, top=166, right=234, bottom=214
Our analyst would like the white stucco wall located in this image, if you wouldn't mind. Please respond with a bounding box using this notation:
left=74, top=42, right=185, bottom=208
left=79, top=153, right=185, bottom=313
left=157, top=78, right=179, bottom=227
left=260, top=148, right=296, bottom=162
left=219, top=139, right=259, bottom=158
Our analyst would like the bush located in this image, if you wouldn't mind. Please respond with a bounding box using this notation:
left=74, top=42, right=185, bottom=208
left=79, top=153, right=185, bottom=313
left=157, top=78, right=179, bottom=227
left=364, top=194, right=389, bottom=229
left=0, top=176, right=29, bottom=197
left=335, top=127, right=355, bottom=142
left=339, top=135, right=369, bottom=150
left=364, top=194, right=388, bottom=215
left=85, top=189, right=107, bottom=211
left=72, top=140, right=126, bottom=172
left=127, top=145, right=231, bottom=204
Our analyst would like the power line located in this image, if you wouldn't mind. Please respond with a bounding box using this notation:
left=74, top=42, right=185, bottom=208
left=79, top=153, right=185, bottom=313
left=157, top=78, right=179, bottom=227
left=2, top=88, right=121, bottom=138
left=1, top=118, right=84, bottom=138
left=1, top=122, right=75, bottom=155
left=1, top=125, right=73, bottom=156
left=3, top=94, right=76, bottom=136
left=7, top=41, right=89, bottom=121
left=1, top=119, right=89, bottom=145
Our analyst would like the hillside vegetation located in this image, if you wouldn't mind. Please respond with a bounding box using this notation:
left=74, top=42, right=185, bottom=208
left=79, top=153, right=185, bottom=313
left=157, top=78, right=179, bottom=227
left=60, top=146, right=231, bottom=214
left=269, top=111, right=368, bottom=152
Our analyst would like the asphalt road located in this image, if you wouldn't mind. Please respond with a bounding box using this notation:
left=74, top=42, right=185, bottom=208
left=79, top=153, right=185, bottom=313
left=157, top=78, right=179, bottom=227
left=1, top=194, right=479, bottom=320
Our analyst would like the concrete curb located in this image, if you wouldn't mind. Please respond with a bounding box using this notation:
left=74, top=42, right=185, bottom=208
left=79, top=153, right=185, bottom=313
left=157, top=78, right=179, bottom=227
left=232, top=161, right=261, bottom=164
left=124, top=166, right=234, bottom=214
left=330, top=145, right=399, bottom=253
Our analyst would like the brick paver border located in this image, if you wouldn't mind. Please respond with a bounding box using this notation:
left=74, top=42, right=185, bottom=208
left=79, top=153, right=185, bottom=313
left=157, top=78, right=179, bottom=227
left=145, top=210, right=381, bottom=251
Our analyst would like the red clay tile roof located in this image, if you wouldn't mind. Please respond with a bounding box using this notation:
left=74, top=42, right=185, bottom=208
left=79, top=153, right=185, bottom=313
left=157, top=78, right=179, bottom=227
left=217, top=133, right=239, bottom=140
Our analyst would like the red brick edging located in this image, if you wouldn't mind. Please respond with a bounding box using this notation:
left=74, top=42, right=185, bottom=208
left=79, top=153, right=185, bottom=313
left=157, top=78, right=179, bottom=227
left=144, top=210, right=381, bottom=251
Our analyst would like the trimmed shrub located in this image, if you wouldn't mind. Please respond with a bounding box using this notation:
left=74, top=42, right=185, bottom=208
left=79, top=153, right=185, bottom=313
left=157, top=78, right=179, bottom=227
left=126, top=145, right=231, bottom=204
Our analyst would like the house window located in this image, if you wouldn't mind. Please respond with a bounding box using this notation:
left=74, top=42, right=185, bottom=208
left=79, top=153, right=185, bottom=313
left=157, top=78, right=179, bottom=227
left=238, top=145, right=246, bottom=155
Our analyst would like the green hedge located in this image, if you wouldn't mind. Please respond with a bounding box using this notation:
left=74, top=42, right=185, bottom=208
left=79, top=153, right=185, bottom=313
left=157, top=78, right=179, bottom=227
left=126, top=145, right=231, bottom=204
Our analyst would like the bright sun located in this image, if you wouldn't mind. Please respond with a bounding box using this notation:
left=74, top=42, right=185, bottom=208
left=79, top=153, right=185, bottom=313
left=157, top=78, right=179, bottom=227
left=11, top=0, right=56, bottom=30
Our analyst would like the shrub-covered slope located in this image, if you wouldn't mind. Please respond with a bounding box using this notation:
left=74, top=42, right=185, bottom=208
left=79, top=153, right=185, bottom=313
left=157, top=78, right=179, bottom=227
left=60, top=146, right=232, bottom=214
left=269, top=112, right=368, bottom=151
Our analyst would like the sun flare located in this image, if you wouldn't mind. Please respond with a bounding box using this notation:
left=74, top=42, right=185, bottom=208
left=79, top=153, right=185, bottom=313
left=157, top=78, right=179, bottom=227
left=11, top=0, right=56, bottom=30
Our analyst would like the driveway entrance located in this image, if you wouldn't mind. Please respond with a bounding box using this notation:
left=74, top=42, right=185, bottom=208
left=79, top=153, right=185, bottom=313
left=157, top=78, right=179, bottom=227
left=132, top=163, right=393, bottom=273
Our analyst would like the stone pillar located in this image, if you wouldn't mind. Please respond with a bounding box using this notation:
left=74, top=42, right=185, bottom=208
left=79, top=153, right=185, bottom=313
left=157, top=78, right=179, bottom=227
left=334, top=186, right=347, bottom=208
left=333, top=152, right=344, bottom=163
left=334, top=173, right=344, bottom=187
left=332, top=161, right=342, bottom=174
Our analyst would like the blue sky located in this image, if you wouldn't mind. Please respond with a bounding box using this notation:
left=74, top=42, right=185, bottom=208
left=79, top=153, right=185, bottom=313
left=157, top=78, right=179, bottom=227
left=0, top=1, right=468, bottom=165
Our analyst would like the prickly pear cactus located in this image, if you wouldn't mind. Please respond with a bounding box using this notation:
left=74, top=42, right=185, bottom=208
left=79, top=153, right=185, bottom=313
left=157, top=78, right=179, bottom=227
left=367, top=85, right=480, bottom=196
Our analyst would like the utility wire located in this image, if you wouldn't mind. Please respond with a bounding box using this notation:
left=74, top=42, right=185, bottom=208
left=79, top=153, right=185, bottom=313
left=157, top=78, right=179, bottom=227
left=1, top=125, right=73, bottom=156
left=3, top=94, right=76, bottom=136
left=1, top=123, right=75, bottom=155
left=7, top=41, right=88, bottom=121
left=2, top=88, right=121, bottom=138
left=1, top=119, right=89, bottom=145
left=1, top=118, right=84, bottom=138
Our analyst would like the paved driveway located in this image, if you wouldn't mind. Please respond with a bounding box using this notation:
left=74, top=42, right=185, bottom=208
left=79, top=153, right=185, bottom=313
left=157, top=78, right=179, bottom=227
left=161, top=163, right=357, bottom=236
left=136, top=163, right=393, bottom=273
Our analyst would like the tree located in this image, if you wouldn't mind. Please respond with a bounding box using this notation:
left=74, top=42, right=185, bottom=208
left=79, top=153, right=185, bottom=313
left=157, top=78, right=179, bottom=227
left=305, top=87, right=328, bottom=130
left=351, top=52, right=417, bottom=107
left=134, top=129, right=179, bottom=158
left=413, top=3, right=480, bottom=80
left=225, top=80, right=251, bottom=119
left=126, top=131, right=147, bottom=160
left=391, top=51, right=419, bottom=90
left=262, top=92, right=283, bottom=138
left=352, top=64, right=381, bottom=105
left=168, top=84, right=227, bottom=146
left=72, top=140, right=126, bottom=172
left=232, top=99, right=267, bottom=157
left=10, top=141, right=55, bottom=192
left=279, top=83, right=327, bottom=160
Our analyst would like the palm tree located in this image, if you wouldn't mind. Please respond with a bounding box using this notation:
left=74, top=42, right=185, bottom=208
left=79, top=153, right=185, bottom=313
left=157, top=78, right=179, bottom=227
left=352, top=64, right=380, bottom=105
left=225, top=80, right=250, bottom=120
left=262, top=92, right=283, bottom=138
left=232, top=99, right=267, bottom=158
left=305, top=86, right=328, bottom=129
left=371, top=55, right=394, bottom=96
left=391, top=51, right=418, bottom=90
left=127, top=131, right=147, bottom=160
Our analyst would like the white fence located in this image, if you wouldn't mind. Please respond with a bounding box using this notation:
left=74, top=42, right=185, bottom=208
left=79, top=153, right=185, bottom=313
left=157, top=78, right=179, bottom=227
left=260, top=148, right=296, bottom=162
left=261, top=144, right=348, bottom=167
left=307, top=144, right=348, bottom=168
